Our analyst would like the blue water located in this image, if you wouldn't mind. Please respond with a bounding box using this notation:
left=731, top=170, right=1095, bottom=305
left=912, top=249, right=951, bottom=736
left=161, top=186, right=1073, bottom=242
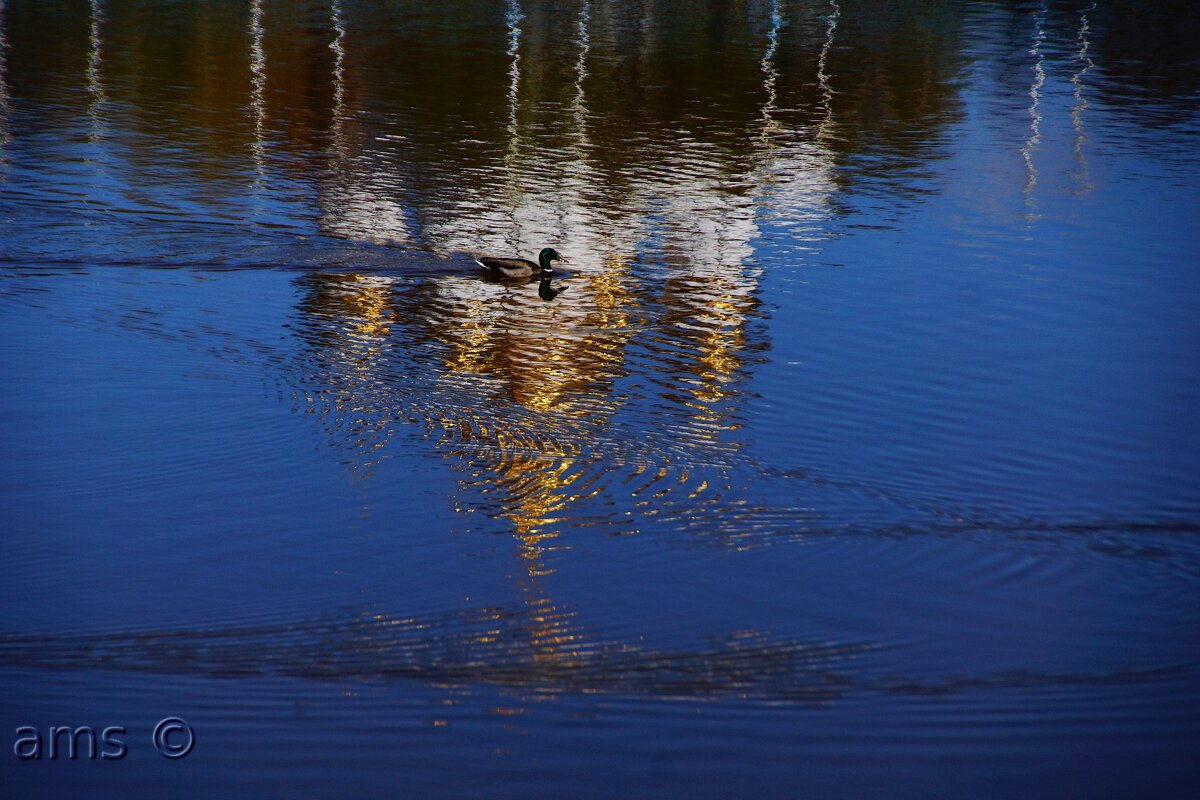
left=2, top=0, right=1199, bottom=796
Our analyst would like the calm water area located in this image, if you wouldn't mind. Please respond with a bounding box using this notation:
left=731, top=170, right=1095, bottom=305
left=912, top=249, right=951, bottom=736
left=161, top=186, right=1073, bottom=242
left=1, top=0, right=1199, bottom=796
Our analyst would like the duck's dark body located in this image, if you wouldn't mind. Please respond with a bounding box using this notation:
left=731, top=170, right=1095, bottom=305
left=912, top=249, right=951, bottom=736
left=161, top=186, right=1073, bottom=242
left=476, top=256, right=542, bottom=279
left=476, top=247, right=566, bottom=280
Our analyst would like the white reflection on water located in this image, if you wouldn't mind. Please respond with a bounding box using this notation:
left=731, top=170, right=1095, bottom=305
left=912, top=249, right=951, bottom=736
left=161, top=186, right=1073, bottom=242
left=505, top=0, right=523, bottom=114
left=86, top=0, right=106, bottom=150
left=756, top=1, right=837, bottom=246
left=249, top=0, right=267, bottom=184
left=425, top=2, right=618, bottom=266
left=330, top=0, right=346, bottom=120
left=312, top=1, right=841, bottom=277
left=307, top=0, right=842, bottom=343
left=760, top=0, right=782, bottom=136
left=1022, top=0, right=1048, bottom=206
left=503, top=0, right=524, bottom=251
left=0, top=0, right=10, bottom=150
left=560, top=0, right=592, bottom=245
left=1069, top=1, right=1097, bottom=194
left=327, top=1, right=348, bottom=175
left=571, top=0, right=590, bottom=120
left=816, top=0, right=839, bottom=143
left=320, top=0, right=412, bottom=246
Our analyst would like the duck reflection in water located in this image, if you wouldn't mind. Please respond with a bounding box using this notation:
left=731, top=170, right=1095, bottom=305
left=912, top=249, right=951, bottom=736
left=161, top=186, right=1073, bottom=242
left=537, top=272, right=568, bottom=301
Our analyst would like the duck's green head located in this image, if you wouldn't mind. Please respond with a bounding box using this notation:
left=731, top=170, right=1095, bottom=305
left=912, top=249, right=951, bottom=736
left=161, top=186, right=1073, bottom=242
left=537, top=247, right=566, bottom=272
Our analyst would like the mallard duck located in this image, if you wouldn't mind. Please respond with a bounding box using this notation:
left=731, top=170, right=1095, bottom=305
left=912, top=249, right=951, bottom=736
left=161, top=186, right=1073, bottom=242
left=476, top=247, right=567, bottom=279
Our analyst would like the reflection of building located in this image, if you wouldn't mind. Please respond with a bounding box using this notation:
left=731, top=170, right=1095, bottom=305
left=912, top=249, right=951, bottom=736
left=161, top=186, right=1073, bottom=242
left=284, top=1, right=864, bottom=557
left=0, top=0, right=995, bottom=537
left=0, top=0, right=993, bottom=536
left=305, top=0, right=837, bottom=437
left=314, top=0, right=843, bottom=261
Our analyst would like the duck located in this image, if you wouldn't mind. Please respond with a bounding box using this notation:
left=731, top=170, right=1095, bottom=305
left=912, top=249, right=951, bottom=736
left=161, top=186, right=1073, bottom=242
left=476, top=247, right=567, bottom=279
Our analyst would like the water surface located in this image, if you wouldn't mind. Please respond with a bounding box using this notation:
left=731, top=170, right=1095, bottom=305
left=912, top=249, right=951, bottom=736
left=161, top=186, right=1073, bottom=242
left=2, top=1, right=1199, bottom=797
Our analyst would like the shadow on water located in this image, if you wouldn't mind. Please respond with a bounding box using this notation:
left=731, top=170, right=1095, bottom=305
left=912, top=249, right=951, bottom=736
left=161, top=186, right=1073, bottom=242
left=0, top=603, right=875, bottom=703
left=0, top=605, right=1187, bottom=704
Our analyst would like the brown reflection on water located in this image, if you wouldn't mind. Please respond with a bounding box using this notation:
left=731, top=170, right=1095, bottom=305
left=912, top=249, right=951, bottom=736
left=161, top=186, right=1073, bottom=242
left=1, top=604, right=1179, bottom=703
left=0, top=604, right=876, bottom=703
left=5, top=0, right=1195, bottom=220
left=306, top=0, right=855, bottom=257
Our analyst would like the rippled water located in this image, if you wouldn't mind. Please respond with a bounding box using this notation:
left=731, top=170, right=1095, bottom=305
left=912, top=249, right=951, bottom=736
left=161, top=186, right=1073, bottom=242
left=2, top=0, right=1199, bottom=796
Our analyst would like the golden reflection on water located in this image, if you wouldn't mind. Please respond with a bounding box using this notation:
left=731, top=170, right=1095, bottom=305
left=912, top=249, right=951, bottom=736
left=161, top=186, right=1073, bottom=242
left=291, top=227, right=769, bottom=540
